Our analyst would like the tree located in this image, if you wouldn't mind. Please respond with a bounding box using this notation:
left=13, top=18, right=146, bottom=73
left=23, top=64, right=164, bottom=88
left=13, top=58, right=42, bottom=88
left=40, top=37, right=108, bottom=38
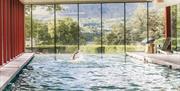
left=129, top=4, right=147, bottom=40
left=25, top=15, right=52, bottom=45
left=102, top=4, right=164, bottom=45
left=103, top=22, right=124, bottom=45
left=48, top=17, right=86, bottom=45
left=148, top=9, right=164, bottom=39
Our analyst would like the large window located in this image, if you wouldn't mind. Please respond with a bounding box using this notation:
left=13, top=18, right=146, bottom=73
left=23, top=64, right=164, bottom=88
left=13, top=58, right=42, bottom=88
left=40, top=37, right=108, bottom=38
left=25, top=5, right=32, bottom=52
left=149, top=3, right=164, bottom=51
left=56, top=4, right=78, bottom=53
left=32, top=5, right=55, bottom=53
left=126, top=3, right=147, bottom=52
left=102, top=3, right=124, bottom=53
left=171, top=5, right=178, bottom=51
left=170, top=5, right=180, bottom=52
left=175, top=5, right=180, bottom=51
left=25, top=2, right=166, bottom=54
left=79, top=4, right=101, bottom=54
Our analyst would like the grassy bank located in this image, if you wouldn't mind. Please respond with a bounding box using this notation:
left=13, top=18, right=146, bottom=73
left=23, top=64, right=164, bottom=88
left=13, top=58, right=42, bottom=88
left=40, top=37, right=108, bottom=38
left=26, top=45, right=145, bottom=53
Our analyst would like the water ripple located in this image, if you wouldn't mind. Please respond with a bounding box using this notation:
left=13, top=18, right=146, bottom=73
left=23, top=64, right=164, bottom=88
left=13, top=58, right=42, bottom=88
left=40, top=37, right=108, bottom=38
left=5, top=54, right=180, bottom=91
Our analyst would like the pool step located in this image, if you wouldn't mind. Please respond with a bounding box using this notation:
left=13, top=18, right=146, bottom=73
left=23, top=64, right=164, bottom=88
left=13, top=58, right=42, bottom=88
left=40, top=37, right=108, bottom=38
left=0, top=53, right=34, bottom=91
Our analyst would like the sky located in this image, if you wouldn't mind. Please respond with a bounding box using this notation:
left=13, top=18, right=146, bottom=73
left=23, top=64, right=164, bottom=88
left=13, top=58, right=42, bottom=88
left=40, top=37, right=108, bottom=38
left=31, top=3, right=157, bottom=21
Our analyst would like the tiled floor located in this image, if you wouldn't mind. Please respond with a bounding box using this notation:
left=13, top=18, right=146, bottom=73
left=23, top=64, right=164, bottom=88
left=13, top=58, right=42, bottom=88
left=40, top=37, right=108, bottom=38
left=0, top=53, right=34, bottom=90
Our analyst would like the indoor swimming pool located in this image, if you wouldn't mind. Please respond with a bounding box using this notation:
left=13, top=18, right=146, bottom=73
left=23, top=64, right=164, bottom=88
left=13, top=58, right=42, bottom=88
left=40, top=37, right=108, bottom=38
left=5, top=54, right=180, bottom=91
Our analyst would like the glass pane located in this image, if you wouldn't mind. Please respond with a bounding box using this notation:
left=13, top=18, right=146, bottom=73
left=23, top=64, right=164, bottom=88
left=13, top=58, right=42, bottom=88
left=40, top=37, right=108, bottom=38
left=32, top=5, right=55, bottom=53
left=56, top=4, right=78, bottom=53
left=79, top=4, right=101, bottom=54
left=149, top=3, right=165, bottom=51
left=102, top=3, right=124, bottom=54
left=176, top=5, right=180, bottom=51
left=126, top=3, right=147, bottom=52
left=171, top=5, right=177, bottom=51
left=25, top=5, right=32, bottom=52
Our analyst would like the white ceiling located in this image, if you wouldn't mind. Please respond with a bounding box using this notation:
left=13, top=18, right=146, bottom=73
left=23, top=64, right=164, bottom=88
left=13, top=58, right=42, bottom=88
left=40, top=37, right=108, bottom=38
left=19, top=0, right=152, bottom=4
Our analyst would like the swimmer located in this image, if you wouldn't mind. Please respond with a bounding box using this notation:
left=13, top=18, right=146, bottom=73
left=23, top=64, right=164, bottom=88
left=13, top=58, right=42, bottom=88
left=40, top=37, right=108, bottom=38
left=72, top=50, right=80, bottom=60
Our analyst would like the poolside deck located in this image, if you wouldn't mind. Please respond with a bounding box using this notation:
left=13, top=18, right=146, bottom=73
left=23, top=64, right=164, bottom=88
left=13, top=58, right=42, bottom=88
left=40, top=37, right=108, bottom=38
left=0, top=53, right=34, bottom=90
left=127, top=52, right=180, bottom=69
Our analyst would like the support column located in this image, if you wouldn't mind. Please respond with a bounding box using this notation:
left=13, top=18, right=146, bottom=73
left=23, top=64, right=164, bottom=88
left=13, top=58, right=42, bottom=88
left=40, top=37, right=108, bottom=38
left=54, top=4, right=57, bottom=54
left=7, top=0, right=11, bottom=62
left=0, top=0, right=3, bottom=65
left=22, top=4, right=25, bottom=52
left=17, top=1, right=20, bottom=54
left=14, top=0, right=17, bottom=56
left=10, top=0, right=14, bottom=59
left=164, top=6, right=171, bottom=50
left=3, top=0, right=7, bottom=64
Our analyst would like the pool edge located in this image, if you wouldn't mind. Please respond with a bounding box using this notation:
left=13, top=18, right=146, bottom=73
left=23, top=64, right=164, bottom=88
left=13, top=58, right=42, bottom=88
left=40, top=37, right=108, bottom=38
left=0, top=53, right=34, bottom=91
left=127, top=52, right=180, bottom=70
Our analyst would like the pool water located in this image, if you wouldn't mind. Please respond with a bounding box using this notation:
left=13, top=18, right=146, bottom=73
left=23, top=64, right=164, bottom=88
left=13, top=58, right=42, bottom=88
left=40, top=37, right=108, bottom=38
left=6, top=54, right=180, bottom=91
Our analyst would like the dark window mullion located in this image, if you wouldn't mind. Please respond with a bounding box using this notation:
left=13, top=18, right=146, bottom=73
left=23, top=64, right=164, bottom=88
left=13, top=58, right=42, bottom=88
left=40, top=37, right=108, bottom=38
left=54, top=4, right=57, bottom=54
left=124, top=3, right=126, bottom=54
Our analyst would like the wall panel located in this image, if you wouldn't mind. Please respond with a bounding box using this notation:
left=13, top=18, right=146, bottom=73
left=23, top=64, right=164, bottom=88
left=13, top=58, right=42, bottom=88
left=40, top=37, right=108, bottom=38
left=3, top=0, right=7, bottom=64
left=0, top=0, right=25, bottom=65
left=0, top=0, right=3, bottom=65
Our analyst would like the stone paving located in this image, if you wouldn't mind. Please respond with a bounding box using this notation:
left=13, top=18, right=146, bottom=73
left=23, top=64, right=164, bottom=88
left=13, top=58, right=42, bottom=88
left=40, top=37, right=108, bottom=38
left=127, top=52, right=180, bottom=69
left=0, top=53, right=34, bottom=90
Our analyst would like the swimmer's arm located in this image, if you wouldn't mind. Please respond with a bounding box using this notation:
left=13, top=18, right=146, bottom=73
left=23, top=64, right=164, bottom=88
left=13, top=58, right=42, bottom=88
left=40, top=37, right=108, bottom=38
left=72, top=51, right=79, bottom=60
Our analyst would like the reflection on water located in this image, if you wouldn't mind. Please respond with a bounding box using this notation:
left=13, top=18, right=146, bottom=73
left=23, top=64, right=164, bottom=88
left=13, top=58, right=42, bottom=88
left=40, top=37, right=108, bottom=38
left=5, top=54, right=180, bottom=91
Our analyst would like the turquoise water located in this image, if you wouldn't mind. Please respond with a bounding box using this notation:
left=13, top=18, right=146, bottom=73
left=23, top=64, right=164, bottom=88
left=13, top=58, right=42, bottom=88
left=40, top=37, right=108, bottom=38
left=6, top=54, right=180, bottom=91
